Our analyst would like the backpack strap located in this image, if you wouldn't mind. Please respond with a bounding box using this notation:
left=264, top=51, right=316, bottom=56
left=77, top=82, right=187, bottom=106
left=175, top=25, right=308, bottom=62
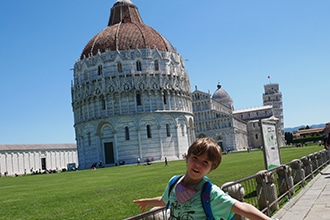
left=166, top=175, right=183, bottom=209
left=201, top=180, right=213, bottom=220
left=167, top=175, right=214, bottom=220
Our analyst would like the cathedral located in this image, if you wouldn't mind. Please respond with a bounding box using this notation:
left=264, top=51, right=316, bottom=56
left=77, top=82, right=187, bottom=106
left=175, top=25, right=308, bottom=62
left=71, top=0, right=284, bottom=169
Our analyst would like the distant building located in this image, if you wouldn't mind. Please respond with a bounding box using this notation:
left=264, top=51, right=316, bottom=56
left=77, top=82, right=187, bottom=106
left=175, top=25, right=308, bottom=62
left=192, top=85, right=248, bottom=152
left=263, top=83, right=285, bottom=144
left=233, top=83, right=285, bottom=147
left=233, top=105, right=274, bottom=148
left=192, top=82, right=284, bottom=152
left=0, top=144, right=77, bottom=176
left=293, top=127, right=326, bottom=138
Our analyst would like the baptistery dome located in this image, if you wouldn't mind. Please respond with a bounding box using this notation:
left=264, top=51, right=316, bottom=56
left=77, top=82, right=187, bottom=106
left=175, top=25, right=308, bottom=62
left=81, top=0, right=175, bottom=59
left=212, top=83, right=233, bottom=109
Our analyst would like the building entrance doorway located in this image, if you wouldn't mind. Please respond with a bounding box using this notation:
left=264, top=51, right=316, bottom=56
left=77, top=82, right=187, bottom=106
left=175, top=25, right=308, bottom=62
left=104, top=142, right=115, bottom=164
left=41, top=158, right=46, bottom=170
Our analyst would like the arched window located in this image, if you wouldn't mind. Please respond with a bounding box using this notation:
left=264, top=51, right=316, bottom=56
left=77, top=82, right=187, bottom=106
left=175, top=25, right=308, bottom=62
left=163, top=93, right=167, bottom=105
left=154, top=60, right=159, bottom=71
left=166, top=124, right=171, bottom=137
left=147, top=125, right=152, bottom=138
left=98, top=65, right=103, bottom=75
left=101, top=97, right=106, bottom=110
left=125, top=126, right=130, bottom=140
left=117, top=62, right=122, bottom=72
left=136, top=60, right=142, bottom=71
left=136, top=93, right=141, bottom=106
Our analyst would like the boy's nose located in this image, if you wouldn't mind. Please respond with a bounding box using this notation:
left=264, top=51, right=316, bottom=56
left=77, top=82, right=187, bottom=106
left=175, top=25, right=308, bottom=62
left=195, top=160, right=202, bottom=167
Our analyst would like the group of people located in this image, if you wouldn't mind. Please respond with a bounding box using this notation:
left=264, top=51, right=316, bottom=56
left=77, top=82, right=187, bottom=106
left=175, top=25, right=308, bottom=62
left=91, top=161, right=103, bottom=170
left=137, top=157, right=153, bottom=165
left=0, top=171, right=8, bottom=177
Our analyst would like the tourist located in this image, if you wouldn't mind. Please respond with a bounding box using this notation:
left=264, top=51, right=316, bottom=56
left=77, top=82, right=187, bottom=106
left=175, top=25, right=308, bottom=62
left=133, top=137, right=274, bottom=220
left=164, top=157, right=168, bottom=167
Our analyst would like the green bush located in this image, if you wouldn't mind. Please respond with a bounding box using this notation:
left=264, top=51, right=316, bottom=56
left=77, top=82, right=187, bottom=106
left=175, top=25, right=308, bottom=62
left=292, top=135, right=323, bottom=144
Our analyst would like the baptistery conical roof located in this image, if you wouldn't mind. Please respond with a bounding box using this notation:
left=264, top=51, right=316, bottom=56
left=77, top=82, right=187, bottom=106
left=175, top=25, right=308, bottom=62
left=80, top=0, right=175, bottom=59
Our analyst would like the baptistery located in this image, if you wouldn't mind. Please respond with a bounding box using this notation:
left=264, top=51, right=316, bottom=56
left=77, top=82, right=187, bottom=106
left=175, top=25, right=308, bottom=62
left=71, top=0, right=194, bottom=168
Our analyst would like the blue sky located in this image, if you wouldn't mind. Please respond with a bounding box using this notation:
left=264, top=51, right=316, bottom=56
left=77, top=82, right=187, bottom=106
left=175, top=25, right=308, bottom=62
left=1, top=0, right=329, bottom=144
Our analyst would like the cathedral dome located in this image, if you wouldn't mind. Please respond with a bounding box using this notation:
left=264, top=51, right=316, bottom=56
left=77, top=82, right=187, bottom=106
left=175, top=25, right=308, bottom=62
left=212, top=83, right=233, bottom=108
left=80, top=0, right=175, bottom=60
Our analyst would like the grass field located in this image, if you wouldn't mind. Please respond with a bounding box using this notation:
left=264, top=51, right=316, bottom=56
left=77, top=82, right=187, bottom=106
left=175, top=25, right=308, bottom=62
left=0, top=144, right=325, bottom=219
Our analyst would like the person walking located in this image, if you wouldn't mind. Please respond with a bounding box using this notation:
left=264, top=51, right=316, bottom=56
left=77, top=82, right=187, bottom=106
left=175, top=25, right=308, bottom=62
left=164, top=157, right=168, bottom=167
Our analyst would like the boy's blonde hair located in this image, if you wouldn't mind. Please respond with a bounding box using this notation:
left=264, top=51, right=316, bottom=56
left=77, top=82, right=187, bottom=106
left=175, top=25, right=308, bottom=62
left=187, top=137, right=222, bottom=170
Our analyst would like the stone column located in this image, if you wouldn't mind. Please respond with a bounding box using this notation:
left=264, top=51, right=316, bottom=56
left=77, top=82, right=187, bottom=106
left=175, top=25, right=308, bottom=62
left=300, top=156, right=313, bottom=179
left=308, top=153, right=318, bottom=171
left=316, top=152, right=324, bottom=167
left=276, top=165, right=294, bottom=197
left=321, top=150, right=328, bottom=163
left=256, top=170, right=279, bottom=212
left=221, top=182, right=245, bottom=220
left=290, top=159, right=305, bottom=185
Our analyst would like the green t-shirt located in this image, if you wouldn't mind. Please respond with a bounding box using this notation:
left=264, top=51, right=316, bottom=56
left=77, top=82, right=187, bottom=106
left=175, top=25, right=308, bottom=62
left=162, top=175, right=236, bottom=220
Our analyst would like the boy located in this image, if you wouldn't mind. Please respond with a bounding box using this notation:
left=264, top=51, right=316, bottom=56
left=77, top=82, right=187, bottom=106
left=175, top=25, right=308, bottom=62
left=134, top=137, right=274, bottom=220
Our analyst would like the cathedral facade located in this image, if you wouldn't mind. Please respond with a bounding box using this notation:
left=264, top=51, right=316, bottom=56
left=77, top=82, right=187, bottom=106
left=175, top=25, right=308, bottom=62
left=192, top=85, right=248, bottom=152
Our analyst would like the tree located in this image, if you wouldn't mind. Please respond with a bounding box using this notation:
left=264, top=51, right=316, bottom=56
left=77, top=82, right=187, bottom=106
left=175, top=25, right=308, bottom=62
left=285, top=132, right=293, bottom=145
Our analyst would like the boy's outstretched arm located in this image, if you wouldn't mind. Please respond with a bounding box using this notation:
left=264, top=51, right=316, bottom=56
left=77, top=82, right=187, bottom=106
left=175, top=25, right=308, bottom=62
left=133, top=196, right=166, bottom=212
left=231, top=201, right=272, bottom=220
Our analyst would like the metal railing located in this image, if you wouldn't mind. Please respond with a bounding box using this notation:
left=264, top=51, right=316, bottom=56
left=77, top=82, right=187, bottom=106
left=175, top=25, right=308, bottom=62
left=125, top=149, right=329, bottom=220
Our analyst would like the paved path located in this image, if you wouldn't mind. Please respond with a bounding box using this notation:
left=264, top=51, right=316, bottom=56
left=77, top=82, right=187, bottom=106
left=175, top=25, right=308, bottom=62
left=272, top=164, right=330, bottom=220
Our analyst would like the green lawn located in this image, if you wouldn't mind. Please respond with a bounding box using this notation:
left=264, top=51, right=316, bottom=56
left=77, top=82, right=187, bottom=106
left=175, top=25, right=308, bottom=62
left=0, top=144, right=325, bottom=219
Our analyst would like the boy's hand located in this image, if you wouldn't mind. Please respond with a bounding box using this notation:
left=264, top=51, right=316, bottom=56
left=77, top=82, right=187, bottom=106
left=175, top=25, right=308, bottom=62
left=133, top=196, right=165, bottom=212
left=133, top=199, right=148, bottom=212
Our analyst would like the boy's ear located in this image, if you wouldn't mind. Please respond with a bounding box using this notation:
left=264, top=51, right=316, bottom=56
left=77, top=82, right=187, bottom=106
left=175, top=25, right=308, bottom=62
left=185, top=154, right=189, bottom=163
